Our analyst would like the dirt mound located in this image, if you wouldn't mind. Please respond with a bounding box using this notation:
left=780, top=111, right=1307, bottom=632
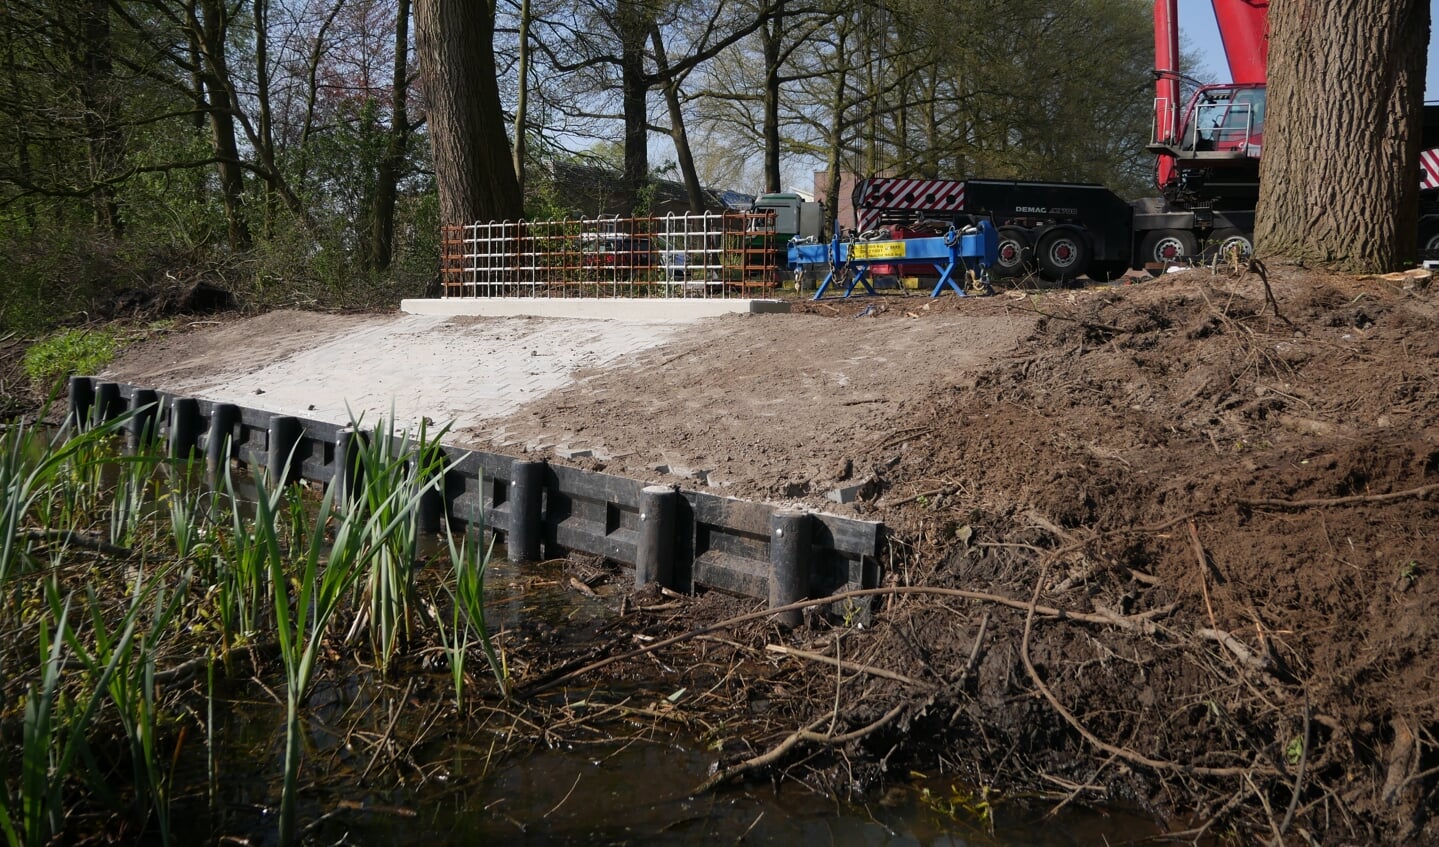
left=768, top=267, right=1439, bottom=843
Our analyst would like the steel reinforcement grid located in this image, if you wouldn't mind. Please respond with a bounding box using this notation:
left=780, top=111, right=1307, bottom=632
left=68, top=378, right=884, bottom=619
left=440, top=211, right=783, bottom=299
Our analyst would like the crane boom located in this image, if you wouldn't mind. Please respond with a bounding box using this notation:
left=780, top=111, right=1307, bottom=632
left=1210, top=0, right=1269, bottom=83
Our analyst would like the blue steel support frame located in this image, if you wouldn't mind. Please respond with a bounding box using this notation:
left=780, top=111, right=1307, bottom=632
left=790, top=220, right=999, bottom=300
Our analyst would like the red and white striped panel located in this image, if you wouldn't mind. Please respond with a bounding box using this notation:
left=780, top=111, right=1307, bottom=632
left=1422, top=148, right=1439, bottom=191
left=856, top=178, right=967, bottom=230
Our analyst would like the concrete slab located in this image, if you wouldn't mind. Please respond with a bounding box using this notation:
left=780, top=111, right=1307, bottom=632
left=401, top=297, right=790, bottom=321
left=110, top=312, right=695, bottom=434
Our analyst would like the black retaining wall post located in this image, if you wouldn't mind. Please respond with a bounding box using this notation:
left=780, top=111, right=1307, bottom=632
left=413, top=453, right=444, bottom=534
left=68, top=377, right=95, bottom=433
left=267, top=415, right=302, bottom=485
left=507, top=460, right=546, bottom=563
left=635, top=485, right=679, bottom=589
left=206, top=403, right=239, bottom=474
left=168, top=397, right=201, bottom=462
left=126, top=389, right=159, bottom=451
left=769, top=510, right=812, bottom=628
left=93, top=382, right=122, bottom=426
left=335, top=428, right=362, bottom=502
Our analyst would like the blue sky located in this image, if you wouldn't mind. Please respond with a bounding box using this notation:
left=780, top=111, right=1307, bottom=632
left=1178, top=2, right=1439, bottom=100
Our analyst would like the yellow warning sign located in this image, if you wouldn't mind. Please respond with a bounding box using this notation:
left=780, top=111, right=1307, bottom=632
left=850, top=241, right=906, bottom=260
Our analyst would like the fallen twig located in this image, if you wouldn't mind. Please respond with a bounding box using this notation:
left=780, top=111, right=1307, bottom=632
left=520, top=585, right=1176, bottom=696
left=1019, top=560, right=1275, bottom=779
left=883, top=485, right=956, bottom=508
left=23, top=529, right=135, bottom=559
left=690, top=700, right=909, bottom=794
left=1188, top=520, right=1219, bottom=630
left=1197, top=628, right=1272, bottom=674
left=1239, top=482, right=1439, bottom=511
left=764, top=644, right=926, bottom=687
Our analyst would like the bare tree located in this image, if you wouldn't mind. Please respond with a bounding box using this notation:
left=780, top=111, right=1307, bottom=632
left=369, top=0, right=414, bottom=270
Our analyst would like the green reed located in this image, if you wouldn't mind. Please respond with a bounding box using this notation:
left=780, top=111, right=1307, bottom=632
left=65, top=567, right=189, bottom=845
left=347, top=417, right=449, bottom=675
left=4, top=584, right=143, bottom=847
left=443, top=512, right=508, bottom=703
left=0, top=415, right=127, bottom=587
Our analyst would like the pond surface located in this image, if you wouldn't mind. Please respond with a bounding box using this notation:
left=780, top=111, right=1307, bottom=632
left=174, top=555, right=1175, bottom=847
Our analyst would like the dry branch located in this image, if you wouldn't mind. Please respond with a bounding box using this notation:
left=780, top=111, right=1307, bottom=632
left=690, top=701, right=909, bottom=794
left=521, top=585, right=1175, bottom=696
left=764, top=644, right=926, bottom=687
left=1019, top=561, right=1275, bottom=779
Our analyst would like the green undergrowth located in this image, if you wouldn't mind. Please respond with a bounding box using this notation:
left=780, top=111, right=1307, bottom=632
left=0, top=411, right=499, bottom=846
left=21, top=328, right=119, bottom=395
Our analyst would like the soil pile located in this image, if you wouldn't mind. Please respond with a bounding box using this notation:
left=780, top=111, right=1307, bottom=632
left=686, top=267, right=1439, bottom=843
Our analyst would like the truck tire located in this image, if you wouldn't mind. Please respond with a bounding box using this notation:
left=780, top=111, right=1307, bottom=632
left=1036, top=228, right=1090, bottom=282
left=1420, top=219, right=1439, bottom=259
left=1207, top=229, right=1253, bottom=265
left=1140, top=229, right=1197, bottom=272
left=994, top=227, right=1033, bottom=279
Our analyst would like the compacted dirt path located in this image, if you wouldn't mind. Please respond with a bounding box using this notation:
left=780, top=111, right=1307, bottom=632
left=104, top=268, right=1439, bottom=843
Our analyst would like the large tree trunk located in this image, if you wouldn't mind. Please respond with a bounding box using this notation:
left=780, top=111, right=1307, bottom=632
left=79, top=0, right=123, bottom=237
left=1253, top=0, right=1428, bottom=272
left=369, top=0, right=412, bottom=272
left=194, top=0, right=251, bottom=250
left=761, top=5, right=783, bottom=194
left=512, top=0, right=531, bottom=203
left=649, top=27, right=705, bottom=212
left=414, top=0, right=522, bottom=225
left=617, top=0, right=652, bottom=215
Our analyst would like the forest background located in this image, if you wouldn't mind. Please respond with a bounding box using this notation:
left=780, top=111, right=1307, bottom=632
left=0, top=0, right=1160, bottom=345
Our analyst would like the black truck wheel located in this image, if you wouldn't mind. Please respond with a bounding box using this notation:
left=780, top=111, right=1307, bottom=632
left=1140, top=229, right=1197, bottom=272
left=1036, top=228, right=1091, bottom=282
left=994, top=227, right=1033, bottom=278
left=1420, top=219, right=1439, bottom=259
left=1207, top=229, right=1253, bottom=265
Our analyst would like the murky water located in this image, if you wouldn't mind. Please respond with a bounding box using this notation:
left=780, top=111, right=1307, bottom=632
left=165, top=554, right=1176, bottom=846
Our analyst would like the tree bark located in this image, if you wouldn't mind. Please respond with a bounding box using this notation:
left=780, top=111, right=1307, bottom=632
left=79, top=0, right=123, bottom=237
left=194, top=0, right=251, bottom=250
left=1253, top=0, right=1429, bottom=272
left=513, top=0, right=531, bottom=202
left=617, top=0, right=652, bottom=215
left=369, top=0, right=412, bottom=271
left=649, top=26, right=705, bottom=212
left=761, top=3, right=783, bottom=193
left=414, top=0, right=522, bottom=226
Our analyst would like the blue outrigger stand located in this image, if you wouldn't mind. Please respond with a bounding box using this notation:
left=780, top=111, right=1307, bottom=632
left=790, top=219, right=1000, bottom=300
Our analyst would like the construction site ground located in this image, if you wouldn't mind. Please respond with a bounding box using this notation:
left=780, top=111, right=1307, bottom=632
left=99, top=267, right=1439, bottom=843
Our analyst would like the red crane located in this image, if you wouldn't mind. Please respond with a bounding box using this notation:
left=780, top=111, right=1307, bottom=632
left=1151, top=1, right=1268, bottom=200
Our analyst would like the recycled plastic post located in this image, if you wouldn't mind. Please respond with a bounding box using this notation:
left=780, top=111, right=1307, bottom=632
left=168, top=396, right=202, bottom=462
left=126, top=388, right=159, bottom=451
left=769, top=510, right=812, bottom=628
left=413, top=452, right=444, bottom=535
left=635, top=485, right=679, bottom=588
left=67, top=376, right=95, bottom=433
left=93, top=381, right=122, bottom=426
left=267, top=415, right=302, bottom=486
left=335, top=428, right=362, bottom=503
left=508, top=460, right=545, bottom=563
left=206, top=403, right=239, bottom=474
